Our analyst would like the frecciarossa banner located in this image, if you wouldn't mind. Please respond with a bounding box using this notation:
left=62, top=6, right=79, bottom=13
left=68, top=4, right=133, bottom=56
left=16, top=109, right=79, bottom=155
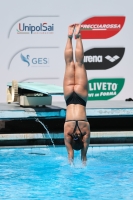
left=80, top=16, right=125, bottom=39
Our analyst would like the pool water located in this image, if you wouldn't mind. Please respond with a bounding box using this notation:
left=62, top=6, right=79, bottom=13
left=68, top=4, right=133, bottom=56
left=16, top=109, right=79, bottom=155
left=0, top=146, right=133, bottom=200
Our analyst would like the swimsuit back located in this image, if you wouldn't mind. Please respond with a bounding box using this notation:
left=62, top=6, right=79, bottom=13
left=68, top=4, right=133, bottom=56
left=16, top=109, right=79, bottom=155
left=66, top=92, right=86, bottom=106
left=66, top=120, right=87, bottom=140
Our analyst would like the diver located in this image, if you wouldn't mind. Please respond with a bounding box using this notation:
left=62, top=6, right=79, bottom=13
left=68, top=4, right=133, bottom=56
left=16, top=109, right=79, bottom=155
left=63, top=24, right=90, bottom=165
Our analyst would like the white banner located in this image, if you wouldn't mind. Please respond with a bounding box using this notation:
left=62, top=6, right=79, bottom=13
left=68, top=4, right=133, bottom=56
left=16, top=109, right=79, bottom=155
left=0, top=0, right=132, bottom=102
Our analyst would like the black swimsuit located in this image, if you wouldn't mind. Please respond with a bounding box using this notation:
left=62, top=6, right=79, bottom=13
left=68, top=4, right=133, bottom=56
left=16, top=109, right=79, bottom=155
left=65, top=120, right=87, bottom=140
left=66, top=92, right=86, bottom=107
left=65, top=92, right=87, bottom=140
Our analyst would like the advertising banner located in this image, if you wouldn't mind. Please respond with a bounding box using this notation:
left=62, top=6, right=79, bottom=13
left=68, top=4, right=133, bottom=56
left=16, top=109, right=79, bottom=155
left=0, top=0, right=132, bottom=103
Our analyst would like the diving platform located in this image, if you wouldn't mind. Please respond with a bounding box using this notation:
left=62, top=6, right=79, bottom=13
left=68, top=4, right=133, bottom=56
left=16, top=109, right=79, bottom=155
left=0, top=101, right=133, bottom=120
left=5, top=81, right=133, bottom=119
left=0, top=81, right=132, bottom=146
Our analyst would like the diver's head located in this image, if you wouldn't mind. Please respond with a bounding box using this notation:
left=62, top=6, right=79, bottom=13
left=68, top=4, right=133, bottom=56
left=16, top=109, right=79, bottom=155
left=71, top=133, right=83, bottom=151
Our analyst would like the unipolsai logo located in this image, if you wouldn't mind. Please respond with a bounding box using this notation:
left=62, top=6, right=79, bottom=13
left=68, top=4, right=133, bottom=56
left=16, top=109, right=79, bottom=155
left=17, top=22, right=54, bottom=34
left=80, top=16, right=125, bottom=39
left=20, top=54, right=49, bottom=67
left=84, top=48, right=125, bottom=70
left=8, top=16, right=59, bottom=38
left=88, top=78, right=125, bottom=100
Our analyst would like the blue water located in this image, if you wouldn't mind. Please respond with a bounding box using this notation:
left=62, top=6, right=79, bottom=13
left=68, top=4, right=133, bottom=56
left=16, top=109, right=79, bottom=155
left=0, top=146, right=133, bottom=200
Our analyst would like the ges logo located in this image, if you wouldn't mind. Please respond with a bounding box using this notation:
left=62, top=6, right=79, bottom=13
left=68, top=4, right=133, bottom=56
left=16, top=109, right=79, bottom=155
left=20, top=54, right=49, bottom=66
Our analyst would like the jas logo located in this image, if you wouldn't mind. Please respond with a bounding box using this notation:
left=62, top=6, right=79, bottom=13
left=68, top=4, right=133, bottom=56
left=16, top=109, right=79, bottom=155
left=84, top=48, right=125, bottom=70
left=80, top=16, right=125, bottom=39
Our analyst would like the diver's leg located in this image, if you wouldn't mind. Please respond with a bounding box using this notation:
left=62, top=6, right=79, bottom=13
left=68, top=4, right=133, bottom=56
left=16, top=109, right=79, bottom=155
left=63, top=24, right=75, bottom=99
left=74, top=24, right=88, bottom=101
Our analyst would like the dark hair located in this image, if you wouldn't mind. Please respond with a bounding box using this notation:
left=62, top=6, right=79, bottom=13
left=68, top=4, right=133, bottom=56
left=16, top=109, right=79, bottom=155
left=72, top=137, right=83, bottom=151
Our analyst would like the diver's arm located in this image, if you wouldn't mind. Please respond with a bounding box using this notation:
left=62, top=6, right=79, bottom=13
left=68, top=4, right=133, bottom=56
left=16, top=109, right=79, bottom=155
left=81, top=141, right=89, bottom=165
left=81, top=129, right=90, bottom=165
left=64, top=138, right=74, bottom=165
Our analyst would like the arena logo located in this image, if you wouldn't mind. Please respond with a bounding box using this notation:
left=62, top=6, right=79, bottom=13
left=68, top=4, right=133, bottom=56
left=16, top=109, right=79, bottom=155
left=80, top=16, right=125, bottom=39
left=84, top=48, right=125, bottom=70
left=17, top=22, right=54, bottom=34
left=20, top=54, right=49, bottom=66
left=88, top=78, right=125, bottom=100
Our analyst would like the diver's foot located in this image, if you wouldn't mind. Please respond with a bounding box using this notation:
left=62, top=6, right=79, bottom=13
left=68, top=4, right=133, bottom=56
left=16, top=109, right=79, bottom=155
left=75, top=23, right=81, bottom=39
left=68, top=24, right=75, bottom=39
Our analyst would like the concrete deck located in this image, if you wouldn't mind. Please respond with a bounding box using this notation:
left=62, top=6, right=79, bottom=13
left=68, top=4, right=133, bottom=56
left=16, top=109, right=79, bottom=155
left=0, top=131, right=133, bottom=146
left=0, top=103, right=66, bottom=120
left=0, top=100, right=133, bottom=120
left=0, top=131, right=133, bottom=140
left=0, top=101, right=133, bottom=146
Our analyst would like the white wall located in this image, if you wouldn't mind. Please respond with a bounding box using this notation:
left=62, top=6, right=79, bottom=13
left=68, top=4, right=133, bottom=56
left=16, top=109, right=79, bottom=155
left=0, top=0, right=132, bottom=102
